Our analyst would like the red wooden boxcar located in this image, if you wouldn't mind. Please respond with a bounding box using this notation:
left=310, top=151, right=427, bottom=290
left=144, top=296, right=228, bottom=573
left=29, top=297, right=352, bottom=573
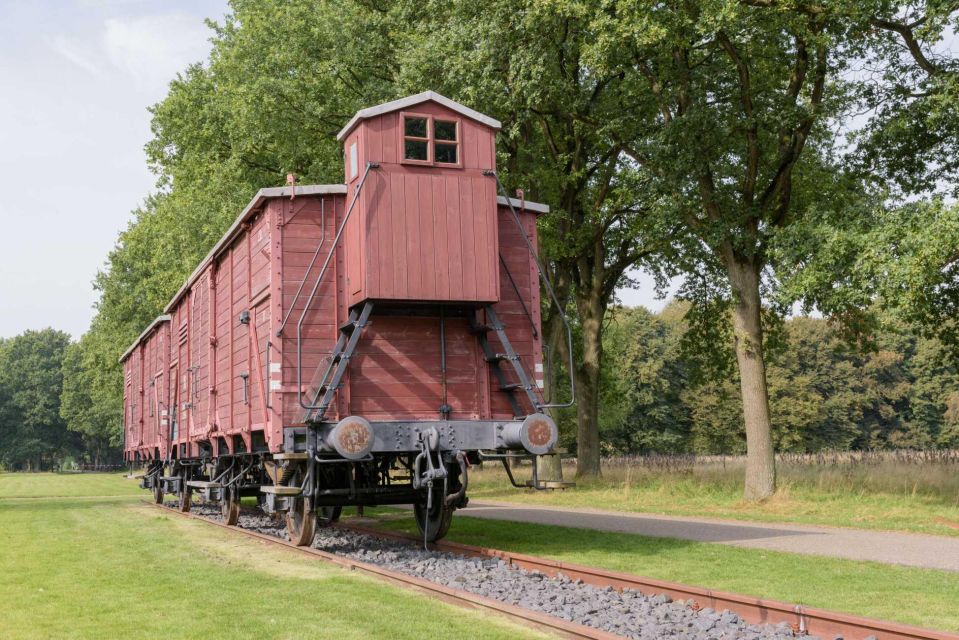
left=123, top=92, right=569, bottom=543
left=121, top=315, right=171, bottom=462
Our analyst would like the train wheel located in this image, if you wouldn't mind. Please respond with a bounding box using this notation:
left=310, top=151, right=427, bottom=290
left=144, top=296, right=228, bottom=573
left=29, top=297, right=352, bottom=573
left=179, top=486, right=192, bottom=513
left=221, top=487, right=240, bottom=526
left=286, top=496, right=315, bottom=546
left=153, top=482, right=163, bottom=505
left=414, top=499, right=453, bottom=543
left=317, top=506, right=342, bottom=527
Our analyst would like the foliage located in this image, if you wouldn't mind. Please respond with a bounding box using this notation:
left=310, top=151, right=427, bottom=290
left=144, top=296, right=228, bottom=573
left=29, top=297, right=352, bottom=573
left=0, top=329, right=75, bottom=469
left=52, top=1, right=959, bottom=489
left=594, top=305, right=959, bottom=456
left=598, top=305, right=691, bottom=454
left=62, top=0, right=409, bottom=460
left=59, top=318, right=126, bottom=463
left=400, top=0, right=677, bottom=476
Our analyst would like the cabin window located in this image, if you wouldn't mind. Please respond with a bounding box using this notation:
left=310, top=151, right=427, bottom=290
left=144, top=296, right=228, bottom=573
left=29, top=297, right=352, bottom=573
left=349, top=141, right=358, bottom=179
left=403, top=116, right=430, bottom=161
left=433, top=119, right=458, bottom=164
left=401, top=112, right=462, bottom=166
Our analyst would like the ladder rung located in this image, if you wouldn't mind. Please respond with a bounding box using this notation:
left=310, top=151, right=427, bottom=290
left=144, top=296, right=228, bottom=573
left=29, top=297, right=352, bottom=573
left=500, top=383, right=523, bottom=391
left=486, top=354, right=508, bottom=363
left=339, top=320, right=357, bottom=334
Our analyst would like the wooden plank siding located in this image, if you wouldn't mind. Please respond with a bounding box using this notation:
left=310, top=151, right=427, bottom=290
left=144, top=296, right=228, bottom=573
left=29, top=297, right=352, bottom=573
left=122, top=319, right=170, bottom=461
left=280, top=196, right=544, bottom=424
left=122, top=95, right=551, bottom=462
left=345, top=102, right=500, bottom=307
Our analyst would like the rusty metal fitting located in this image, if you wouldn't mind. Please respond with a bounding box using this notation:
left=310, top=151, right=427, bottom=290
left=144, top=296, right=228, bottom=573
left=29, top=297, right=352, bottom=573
left=326, top=416, right=374, bottom=460
left=501, top=413, right=558, bottom=455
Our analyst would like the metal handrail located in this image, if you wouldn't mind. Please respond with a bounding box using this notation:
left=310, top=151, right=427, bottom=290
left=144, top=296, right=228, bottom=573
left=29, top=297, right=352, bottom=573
left=277, top=197, right=326, bottom=334
left=484, top=170, right=576, bottom=409
left=290, top=162, right=379, bottom=412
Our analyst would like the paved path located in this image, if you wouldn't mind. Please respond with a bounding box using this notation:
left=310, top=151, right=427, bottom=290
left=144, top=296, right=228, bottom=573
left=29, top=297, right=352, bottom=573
left=458, top=500, right=959, bottom=572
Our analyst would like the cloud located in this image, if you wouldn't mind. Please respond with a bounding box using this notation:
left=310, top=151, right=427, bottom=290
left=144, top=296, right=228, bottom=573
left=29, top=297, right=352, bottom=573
left=46, top=12, right=212, bottom=94
left=47, top=35, right=102, bottom=76
left=101, top=14, right=211, bottom=90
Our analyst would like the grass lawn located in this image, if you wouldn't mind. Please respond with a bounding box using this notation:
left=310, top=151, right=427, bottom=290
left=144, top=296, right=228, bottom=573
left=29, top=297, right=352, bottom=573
left=0, top=473, right=544, bottom=640
left=466, top=460, right=959, bottom=537
left=361, top=510, right=959, bottom=633
left=0, top=472, right=143, bottom=499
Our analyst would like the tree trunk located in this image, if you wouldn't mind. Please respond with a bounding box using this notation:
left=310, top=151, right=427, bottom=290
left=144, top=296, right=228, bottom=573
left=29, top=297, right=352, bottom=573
left=574, top=291, right=604, bottom=478
left=538, top=309, right=567, bottom=482
left=725, top=255, right=776, bottom=500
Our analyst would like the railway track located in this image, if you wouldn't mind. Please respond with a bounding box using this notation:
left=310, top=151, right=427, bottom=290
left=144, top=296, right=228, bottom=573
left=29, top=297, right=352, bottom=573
left=147, top=501, right=957, bottom=640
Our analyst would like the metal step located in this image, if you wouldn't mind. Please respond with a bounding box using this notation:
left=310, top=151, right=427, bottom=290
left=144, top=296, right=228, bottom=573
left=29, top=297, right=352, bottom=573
left=260, top=485, right=302, bottom=496
left=186, top=480, right=222, bottom=489
left=470, top=312, right=523, bottom=417
left=301, top=301, right=374, bottom=423
left=272, top=452, right=309, bottom=461
left=486, top=305, right=541, bottom=414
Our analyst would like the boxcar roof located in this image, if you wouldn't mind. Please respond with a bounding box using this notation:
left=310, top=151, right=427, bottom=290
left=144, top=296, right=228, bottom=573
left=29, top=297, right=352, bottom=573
left=163, top=184, right=348, bottom=313
left=336, top=91, right=502, bottom=142
left=120, top=314, right=171, bottom=363
left=498, top=195, right=549, bottom=215
left=155, top=183, right=548, bottom=329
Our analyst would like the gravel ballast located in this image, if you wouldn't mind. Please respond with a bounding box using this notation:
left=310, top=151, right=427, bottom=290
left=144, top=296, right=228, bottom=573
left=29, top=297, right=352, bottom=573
left=176, top=501, right=817, bottom=640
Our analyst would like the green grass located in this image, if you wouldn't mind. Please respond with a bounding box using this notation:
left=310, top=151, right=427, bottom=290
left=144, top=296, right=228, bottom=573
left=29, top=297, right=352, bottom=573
left=0, top=474, right=544, bottom=640
left=365, top=511, right=959, bottom=633
left=467, top=456, right=959, bottom=537
left=0, top=472, right=143, bottom=499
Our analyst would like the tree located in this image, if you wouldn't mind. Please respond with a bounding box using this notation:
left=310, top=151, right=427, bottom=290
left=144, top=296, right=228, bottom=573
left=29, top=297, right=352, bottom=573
left=0, top=329, right=74, bottom=470
left=600, top=304, right=692, bottom=454
left=401, top=0, right=675, bottom=476
left=575, top=0, right=959, bottom=498
left=60, top=321, right=126, bottom=465
left=82, top=0, right=677, bottom=478
left=67, top=0, right=408, bottom=446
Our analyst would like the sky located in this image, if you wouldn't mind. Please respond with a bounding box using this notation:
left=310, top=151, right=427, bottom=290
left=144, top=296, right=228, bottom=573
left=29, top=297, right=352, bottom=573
left=0, top=0, right=670, bottom=340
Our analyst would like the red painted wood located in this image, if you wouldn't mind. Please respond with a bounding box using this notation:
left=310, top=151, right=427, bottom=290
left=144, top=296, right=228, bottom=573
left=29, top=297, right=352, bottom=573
left=124, top=96, right=550, bottom=462
left=345, top=99, right=499, bottom=306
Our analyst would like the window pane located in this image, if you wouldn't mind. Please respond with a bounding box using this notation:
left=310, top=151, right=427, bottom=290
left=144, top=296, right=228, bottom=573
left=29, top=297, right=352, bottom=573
left=404, top=116, right=427, bottom=138
left=435, top=120, right=457, bottom=141
left=404, top=139, right=428, bottom=161
left=434, top=142, right=458, bottom=164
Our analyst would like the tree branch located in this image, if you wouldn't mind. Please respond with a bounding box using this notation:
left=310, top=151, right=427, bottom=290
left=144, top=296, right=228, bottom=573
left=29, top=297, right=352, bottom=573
left=717, top=31, right=759, bottom=206
left=871, top=17, right=942, bottom=76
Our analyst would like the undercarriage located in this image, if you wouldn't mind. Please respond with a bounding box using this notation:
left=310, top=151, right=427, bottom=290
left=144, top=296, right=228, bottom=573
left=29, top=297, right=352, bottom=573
left=139, top=413, right=557, bottom=544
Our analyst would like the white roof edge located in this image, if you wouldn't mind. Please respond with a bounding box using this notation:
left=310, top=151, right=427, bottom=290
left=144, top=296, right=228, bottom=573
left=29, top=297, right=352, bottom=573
left=120, top=315, right=172, bottom=363
left=337, top=91, right=502, bottom=142
left=497, top=196, right=549, bottom=214
left=163, top=184, right=347, bottom=313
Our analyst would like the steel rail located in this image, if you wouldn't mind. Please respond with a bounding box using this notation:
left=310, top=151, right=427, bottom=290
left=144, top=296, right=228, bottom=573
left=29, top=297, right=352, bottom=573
left=145, top=502, right=618, bottom=640
left=341, top=523, right=959, bottom=640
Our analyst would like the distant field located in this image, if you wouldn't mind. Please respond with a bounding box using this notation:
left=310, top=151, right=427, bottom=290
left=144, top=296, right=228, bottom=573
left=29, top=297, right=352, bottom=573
left=468, top=451, right=959, bottom=537
left=0, top=473, right=543, bottom=640
left=367, top=511, right=959, bottom=632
